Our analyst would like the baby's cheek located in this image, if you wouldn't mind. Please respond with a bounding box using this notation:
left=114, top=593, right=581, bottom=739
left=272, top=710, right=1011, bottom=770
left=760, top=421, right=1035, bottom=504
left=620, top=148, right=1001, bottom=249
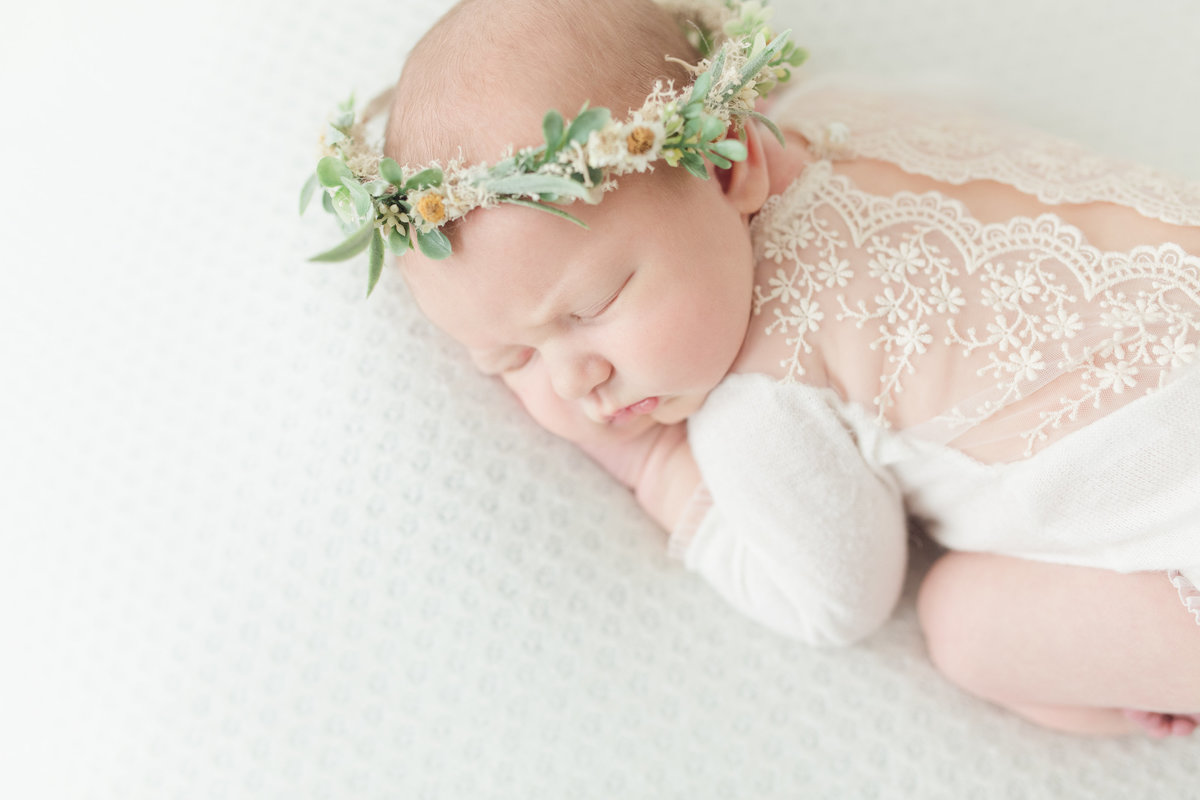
left=501, top=369, right=595, bottom=443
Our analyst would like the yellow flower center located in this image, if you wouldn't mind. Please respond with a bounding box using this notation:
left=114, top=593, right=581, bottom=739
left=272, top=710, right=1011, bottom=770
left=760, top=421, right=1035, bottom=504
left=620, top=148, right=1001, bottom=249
left=625, top=126, right=656, bottom=156
left=416, top=194, right=446, bottom=224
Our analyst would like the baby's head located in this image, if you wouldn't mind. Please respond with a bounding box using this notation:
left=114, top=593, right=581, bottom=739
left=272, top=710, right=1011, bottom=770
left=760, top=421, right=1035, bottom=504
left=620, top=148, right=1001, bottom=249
left=387, top=0, right=773, bottom=443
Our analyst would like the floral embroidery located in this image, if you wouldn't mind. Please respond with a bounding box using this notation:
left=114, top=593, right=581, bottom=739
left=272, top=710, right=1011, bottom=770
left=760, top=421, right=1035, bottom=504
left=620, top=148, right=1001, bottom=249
left=752, top=160, right=1200, bottom=458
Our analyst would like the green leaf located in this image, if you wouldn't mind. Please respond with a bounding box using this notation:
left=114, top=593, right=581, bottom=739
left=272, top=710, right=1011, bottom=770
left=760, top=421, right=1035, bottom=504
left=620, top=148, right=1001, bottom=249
left=299, top=172, right=319, bottom=215
left=317, top=156, right=354, bottom=188
left=689, top=70, right=713, bottom=104
left=711, top=138, right=748, bottom=162
left=405, top=168, right=443, bottom=191
left=387, top=226, right=411, bottom=255
left=747, top=110, right=786, bottom=146
left=486, top=173, right=592, bottom=200
left=341, top=177, right=373, bottom=219
left=680, top=151, right=709, bottom=180
left=321, top=190, right=335, bottom=214
left=731, top=32, right=788, bottom=98
left=566, top=106, right=611, bottom=144
left=363, top=179, right=390, bottom=197
left=366, top=229, right=385, bottom=297
left=379, top=157, right=406, bottom=187
left=416, top=227, right=452, bottom=260
left=543, top=109, right=565, bottom=155
left=705, top=150, right=732, bottom=170
left=699, top=115, right=726, bottom=143
left=308, top=221, right=376, bottom=263
left=500, top=198, right=589, bottom=228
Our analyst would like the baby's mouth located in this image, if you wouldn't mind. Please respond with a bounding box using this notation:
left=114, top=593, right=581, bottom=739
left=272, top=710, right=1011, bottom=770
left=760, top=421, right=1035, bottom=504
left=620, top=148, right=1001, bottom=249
left=605, top=396, right=659, bottom=423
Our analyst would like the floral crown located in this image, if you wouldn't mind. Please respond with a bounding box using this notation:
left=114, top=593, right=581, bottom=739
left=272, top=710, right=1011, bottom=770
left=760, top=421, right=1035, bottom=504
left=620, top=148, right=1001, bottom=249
left=300, top=0, right=806, bottom=296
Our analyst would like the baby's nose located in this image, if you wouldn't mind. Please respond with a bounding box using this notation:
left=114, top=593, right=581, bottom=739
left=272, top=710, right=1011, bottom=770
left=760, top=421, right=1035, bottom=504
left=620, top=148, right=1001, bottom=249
left=549, top=352, right=612, bottom=400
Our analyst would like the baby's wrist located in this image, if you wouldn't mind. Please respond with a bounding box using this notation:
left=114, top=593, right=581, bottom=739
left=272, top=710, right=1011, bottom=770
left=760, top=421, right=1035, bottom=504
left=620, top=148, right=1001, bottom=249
left=633, top=426, right=703, bottom=533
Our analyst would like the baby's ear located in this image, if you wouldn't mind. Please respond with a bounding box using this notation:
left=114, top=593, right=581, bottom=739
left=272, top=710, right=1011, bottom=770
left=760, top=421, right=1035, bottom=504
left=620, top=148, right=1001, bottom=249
left=720, top=120, right=770, bottom=216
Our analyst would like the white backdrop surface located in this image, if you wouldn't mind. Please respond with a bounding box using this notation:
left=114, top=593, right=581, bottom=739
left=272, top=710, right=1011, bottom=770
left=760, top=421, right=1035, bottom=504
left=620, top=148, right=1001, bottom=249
left=3, top=1, right=1199, bottom=798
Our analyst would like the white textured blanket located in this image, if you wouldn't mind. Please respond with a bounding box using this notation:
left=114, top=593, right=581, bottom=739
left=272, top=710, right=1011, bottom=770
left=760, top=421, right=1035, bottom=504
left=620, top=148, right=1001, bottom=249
left=4, top=1, right=1198, bottom=797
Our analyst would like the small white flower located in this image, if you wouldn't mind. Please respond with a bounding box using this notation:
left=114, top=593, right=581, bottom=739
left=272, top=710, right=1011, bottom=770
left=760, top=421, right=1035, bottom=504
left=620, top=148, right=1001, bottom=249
left=1043, top=307, right=1083, bottom=340
left=618, top=114, right=666, bottom=173
left=1006, top=346, right=1046, bottom=382
left=585, top=122, right=625, bottom=170
left=816, top=257, right=852, bottom=288
left=894, top=320, right=932, bottom=355
left=875, top=287, right=908, bottom=324
left=893, top=241, right=927, bottom=274
left=1098, top=360, right=1139, bottom=394
left=986, top=315, right=1021, bottom=351
left=376, top=201, right=409, bottom=235
left=868, top=254, right=903, bottom=285
left=930, top=282, right=965, bottom=314
left=1151, top=333, right=1197, bottom=369
left=766, top=268, right=802, bottom=303
left=786, top=298, right=824, bottom=332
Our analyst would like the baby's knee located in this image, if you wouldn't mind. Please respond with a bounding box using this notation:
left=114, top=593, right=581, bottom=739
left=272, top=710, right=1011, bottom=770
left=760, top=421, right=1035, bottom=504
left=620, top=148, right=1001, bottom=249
left=916, top=552, right=996, bottom=693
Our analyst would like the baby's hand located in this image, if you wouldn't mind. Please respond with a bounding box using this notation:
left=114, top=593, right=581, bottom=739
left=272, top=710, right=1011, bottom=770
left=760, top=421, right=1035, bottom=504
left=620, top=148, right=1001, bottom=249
left=497, top=367, right=702, bottom=532
left=575, top=421, right=702, bottom=533
left=575, top=421, right=687, bottom=491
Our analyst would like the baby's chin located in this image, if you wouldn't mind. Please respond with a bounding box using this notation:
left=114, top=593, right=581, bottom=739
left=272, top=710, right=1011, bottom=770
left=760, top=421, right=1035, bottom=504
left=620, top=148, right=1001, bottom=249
left=650, top=393, right=709, bottom=425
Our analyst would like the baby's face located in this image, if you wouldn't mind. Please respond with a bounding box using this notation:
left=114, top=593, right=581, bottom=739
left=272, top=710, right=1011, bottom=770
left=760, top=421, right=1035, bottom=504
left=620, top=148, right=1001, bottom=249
left=404, top=170, right=756, bottom=444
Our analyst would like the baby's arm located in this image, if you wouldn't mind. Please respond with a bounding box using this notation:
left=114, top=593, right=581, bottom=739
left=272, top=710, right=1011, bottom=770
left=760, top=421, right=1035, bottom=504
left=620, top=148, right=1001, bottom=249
left=573, top=422, right=701, bottom=533
left=571, top=377, right=909, bottom=647
left=677, top=374, right=909, bottom=646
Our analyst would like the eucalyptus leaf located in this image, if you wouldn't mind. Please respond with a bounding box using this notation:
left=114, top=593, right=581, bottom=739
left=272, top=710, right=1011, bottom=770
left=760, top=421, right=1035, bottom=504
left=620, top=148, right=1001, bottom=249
left=730, top=31, right=788, bottom=98
left=341, top=177, right=373, bottom=219
left=705, top=150, right=732, bottom=170
left=566, top=106, right=610, bottom=145
left=680, top=151, right=709, bottom=180
left=366, top=229, right=385, bottom=297
left=309, top=221, right=376, bottom=263
left=405, top=168, right=443, bottom=191
left=543, top=109, right=565, bottom=156
left=486, top=173, right=592, bottom=200
left=321, top=190, right=335, bottom=215
left=317, top=156, right=353, bottom=188
left=416, top=227, right=452, bottom=260
left=747, top=110, right=785, bottom=146
left=363, top=179, right=390, bottom=197
left=325, top=125, right=346, bottom=146
left=388, top=226, right=411, bottom=255
left=711, top=138, right=748, bottom=162
left=379, top=157, right=406, bottom=187
left=299, top=172, right=319, bottom=215
left=500, top=198, right=589, bottom=228
left=700, top=115, right=726, bottom=143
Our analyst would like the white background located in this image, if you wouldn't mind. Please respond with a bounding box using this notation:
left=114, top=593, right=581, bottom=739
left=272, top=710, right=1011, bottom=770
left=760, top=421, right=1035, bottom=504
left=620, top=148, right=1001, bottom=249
left=3, top=1, right=1198, bottom=798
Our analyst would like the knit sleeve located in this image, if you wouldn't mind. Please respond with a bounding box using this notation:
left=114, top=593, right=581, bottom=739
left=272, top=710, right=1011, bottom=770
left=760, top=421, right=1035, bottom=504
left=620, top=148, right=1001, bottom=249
left=673, top=373, right=909, bottom=647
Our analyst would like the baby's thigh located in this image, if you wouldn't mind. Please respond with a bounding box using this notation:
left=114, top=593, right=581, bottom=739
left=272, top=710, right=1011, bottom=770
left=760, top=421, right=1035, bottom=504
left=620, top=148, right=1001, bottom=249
left=917, top=552, right=1200, bottom=711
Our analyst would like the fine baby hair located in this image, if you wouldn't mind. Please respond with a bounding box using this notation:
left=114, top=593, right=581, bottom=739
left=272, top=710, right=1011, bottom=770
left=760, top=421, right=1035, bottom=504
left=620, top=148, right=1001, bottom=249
left=300, top=0, right=805, bottom=295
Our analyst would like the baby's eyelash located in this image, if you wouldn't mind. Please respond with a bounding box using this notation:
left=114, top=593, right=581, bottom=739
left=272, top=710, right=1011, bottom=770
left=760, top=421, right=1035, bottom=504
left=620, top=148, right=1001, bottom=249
left=571, top=274, right=631, bottom=321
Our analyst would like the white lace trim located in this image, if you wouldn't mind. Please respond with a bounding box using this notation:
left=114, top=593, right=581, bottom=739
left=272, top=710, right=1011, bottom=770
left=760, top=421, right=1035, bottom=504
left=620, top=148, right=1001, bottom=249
left=751, top=160, right=1200, bottom=457
left=776, top=89, right=1200, bottom=229
left=1167, top=570, right=1200, bottom=626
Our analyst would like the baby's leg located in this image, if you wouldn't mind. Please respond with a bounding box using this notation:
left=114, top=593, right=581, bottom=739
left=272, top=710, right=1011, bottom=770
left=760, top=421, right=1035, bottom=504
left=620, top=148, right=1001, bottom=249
left=917, top=552, right=1200, bottom=736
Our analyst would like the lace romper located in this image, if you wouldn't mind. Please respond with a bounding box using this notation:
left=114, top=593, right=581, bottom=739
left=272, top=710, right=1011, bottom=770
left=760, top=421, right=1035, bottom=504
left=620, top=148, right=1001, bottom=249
left=670, top=83, right=1200, bottom=645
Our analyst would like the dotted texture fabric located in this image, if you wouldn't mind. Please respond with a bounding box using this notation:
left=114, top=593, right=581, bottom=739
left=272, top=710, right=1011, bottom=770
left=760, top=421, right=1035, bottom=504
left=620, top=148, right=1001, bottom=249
left=2, top=1, right=1197, bottom=798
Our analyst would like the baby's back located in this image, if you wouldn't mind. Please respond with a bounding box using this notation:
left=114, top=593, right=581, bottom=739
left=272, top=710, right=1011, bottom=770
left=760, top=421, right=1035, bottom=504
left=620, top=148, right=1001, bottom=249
left=733, top=85, right=1200, bottom=464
